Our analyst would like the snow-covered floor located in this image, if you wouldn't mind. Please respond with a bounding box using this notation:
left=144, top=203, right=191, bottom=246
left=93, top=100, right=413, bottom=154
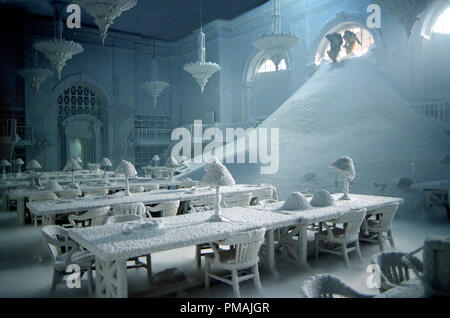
left=0, top=208, right=448, bottom=298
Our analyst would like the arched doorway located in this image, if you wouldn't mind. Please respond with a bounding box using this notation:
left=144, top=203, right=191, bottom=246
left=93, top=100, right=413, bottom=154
left=55, top=82, right=108, bottom=168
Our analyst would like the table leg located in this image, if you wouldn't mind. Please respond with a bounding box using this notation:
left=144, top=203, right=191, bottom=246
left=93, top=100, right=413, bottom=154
left=95, top=257, right=128, bottom=298
left=17, top=198, right=25, bottom=224
left=296, top=224, right=309, bottom=268
left=264, top=230, right=277, bottom=275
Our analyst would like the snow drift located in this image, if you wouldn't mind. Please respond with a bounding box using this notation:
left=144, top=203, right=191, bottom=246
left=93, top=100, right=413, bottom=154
left=186, top=54, right=450, bottom=216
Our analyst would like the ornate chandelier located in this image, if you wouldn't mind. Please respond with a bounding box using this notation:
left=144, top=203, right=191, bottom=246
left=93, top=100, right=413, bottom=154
left=34, top=4, right=83, bottom=79
left=73, top=0, right=138, bottom=45
left=253, top=0, right=299, bottom=70
left=183, top=27, right=221, bottom=94
left=142, top=41, right=170, bottom=108
left=17, top=68, right=53, bottom=93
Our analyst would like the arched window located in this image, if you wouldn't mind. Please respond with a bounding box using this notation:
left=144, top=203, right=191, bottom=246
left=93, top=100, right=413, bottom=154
left=57, top=84, right=103, bottom=128
left=256, top=58, right=287, bottom=73
left=315, top=24, right=374, bottom=65
left=432, top=6, right=450, bottom=34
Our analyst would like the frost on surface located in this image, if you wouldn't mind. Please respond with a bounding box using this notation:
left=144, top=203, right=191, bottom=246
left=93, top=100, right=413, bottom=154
left=280, top=192, right=312, bottom=210
left=45, top=180, right=63, bottom=191
left=201, top=158, right=236, bottom=187
left=310, top=190, right=335, bottom=207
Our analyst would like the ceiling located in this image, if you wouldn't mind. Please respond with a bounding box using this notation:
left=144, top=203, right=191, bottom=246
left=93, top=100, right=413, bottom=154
left=0, top=0, right=270, bottom=41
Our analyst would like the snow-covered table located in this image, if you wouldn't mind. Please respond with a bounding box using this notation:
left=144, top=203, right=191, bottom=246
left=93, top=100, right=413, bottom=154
left=27, top=184, right=276, bottom=219
left=412, top=179, right=450, bottom=218
left=67, top=193, right=401, bottom=298
left=10, top=179, right=197, bottom=224
left=252, top=194, right=403, bottom=268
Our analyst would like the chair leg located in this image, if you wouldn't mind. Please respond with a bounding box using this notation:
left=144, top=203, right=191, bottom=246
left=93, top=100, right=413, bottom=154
left=86, top=267, right=94, bottom=296
left=388, top=230, right=395, bottom=249
left=146, top=254, right=152, bottom=279
left=195, top=245, right=201, bottom=269
left=341, top=244, right=350, bottom=267
left=50, top=269, right=60, bottom=293
left=378, top=233, right=385, bottom=252
left=315, top=236, right=319, bottom=262
left=252, top=264, right=262, bottom=291
left=204, top=258, right=211, bottom=289
left=231, top=269, right=240, bottom=298
left=356, top=240, right=363, bottom=262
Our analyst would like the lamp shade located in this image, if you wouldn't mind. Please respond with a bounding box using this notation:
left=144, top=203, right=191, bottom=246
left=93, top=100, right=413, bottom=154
left=165, top=157, right=179, bottom=168
left=26, top=160, right=42, bottom=170
left=310, top=190, right=335, bottom=207
left=281, top=192, right=312, bottom=211
left=152, top=155, right=160, bottom=161
left=0, top=159, right=11, bottom=167
left=330, top=156, right=355, bottom=181
left=45, top=180, right=63, bottom=191
left=13, top=158, right=24, bottom=165
left=115, top=160, right=137, bottom=177
left=100, top=158, right=113, bottom=167
left=201, top=158, right=235, bottom=187
left=63, top=159, right=82, bottom=172
left=438, top=152, right=450, bottom=165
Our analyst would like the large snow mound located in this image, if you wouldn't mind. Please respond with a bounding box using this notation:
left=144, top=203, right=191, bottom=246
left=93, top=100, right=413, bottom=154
left=186, top=54, right=450, bottom=216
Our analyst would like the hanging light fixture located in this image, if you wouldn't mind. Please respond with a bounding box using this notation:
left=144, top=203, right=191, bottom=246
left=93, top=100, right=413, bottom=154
left=142, top=41, right=170, bottom=108
left=253, top=0, right=299, bottom=70
left=17, top=47, right=53, bottom=93
left=34, top=3, right=84, bottom=80
left=183, top=1, right=221, bottom=94
left=72, top=0, right=138, bottom=45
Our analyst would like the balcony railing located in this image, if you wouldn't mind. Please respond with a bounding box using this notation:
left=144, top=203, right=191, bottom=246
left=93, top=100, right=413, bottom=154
left=411, top=99, right=450, bottom=133
left=133, top=128, right=172, bottom=145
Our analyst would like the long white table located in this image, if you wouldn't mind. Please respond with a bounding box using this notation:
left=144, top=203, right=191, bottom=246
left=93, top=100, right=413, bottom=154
left=10, top=179, right=198, bottom=224
left=27, top=184, right=277, bottom=218
left=68, top=193, right=402, bottom=298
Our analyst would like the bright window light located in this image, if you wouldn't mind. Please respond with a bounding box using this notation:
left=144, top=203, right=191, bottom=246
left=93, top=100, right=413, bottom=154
left=433, top=7, right=450, bottom=34
left=257, top=58, right=287, bottom=73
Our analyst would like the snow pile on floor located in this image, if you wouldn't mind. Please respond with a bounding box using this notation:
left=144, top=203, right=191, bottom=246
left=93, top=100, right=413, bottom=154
left=187, top=54, right=450, bottom=218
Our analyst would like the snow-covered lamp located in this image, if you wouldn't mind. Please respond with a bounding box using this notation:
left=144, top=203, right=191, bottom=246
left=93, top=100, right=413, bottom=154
left=115, top=160, right=137, bottom=196
left=13, top=158, right=24, bottom=177
left=101, top=158, right=113, bottom=182
left=64, top=159, right=82, bottom=184
left=201, top=158, right=236, bottom=222
left=45, top=180, right=63, bottom=192
left=152, top=155, right=160, bottom=167
left=330, top=156, right=355, bottom=200
left=0, top=159, right=11, bottom=182
left=165, top=157, right=179, bottom=180
left=26, top=160, right=43, bottom=188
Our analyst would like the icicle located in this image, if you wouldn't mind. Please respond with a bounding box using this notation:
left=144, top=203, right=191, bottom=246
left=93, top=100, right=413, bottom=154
left=198, top=28, right=206, bottom=63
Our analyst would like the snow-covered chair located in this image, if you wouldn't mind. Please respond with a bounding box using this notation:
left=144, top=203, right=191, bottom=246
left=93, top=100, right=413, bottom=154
left=314, top=209, right=366, bottom=266
left=222, top=192, right=253, bottom=208
left=41, top=225, right=94, bottom=295
left=83, top=188, right=109, bottom=197
left=57, top=188, right=82, bottom=199
left=360, top=203, right=398, bottom=252
left=143, top=184, right=159, bottom=192
left=111, top=202, right=147, bottom=217
left=105, top=212, right=152, bottom=278
left=205, top=228, right=266, bottom=298
left=106, top=214, right=144, bottom=224
left=146, top=200, right=180, bottom=217
left=130, top=186, right=144, bottom=193
left=29, top=192, right=58, bottom=226
left=302, top=274, right=374, bottom=298
left=68, top=206, right=111, bottom=228
left=194, top=193, right=252, bottom=268
left=371, top=251, right=423, bottom=293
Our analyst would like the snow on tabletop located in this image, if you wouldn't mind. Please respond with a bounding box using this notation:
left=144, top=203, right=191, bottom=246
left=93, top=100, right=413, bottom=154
left=27, top=184, right=275, bottom=216
left=68, top=208, right=295, bottom=261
